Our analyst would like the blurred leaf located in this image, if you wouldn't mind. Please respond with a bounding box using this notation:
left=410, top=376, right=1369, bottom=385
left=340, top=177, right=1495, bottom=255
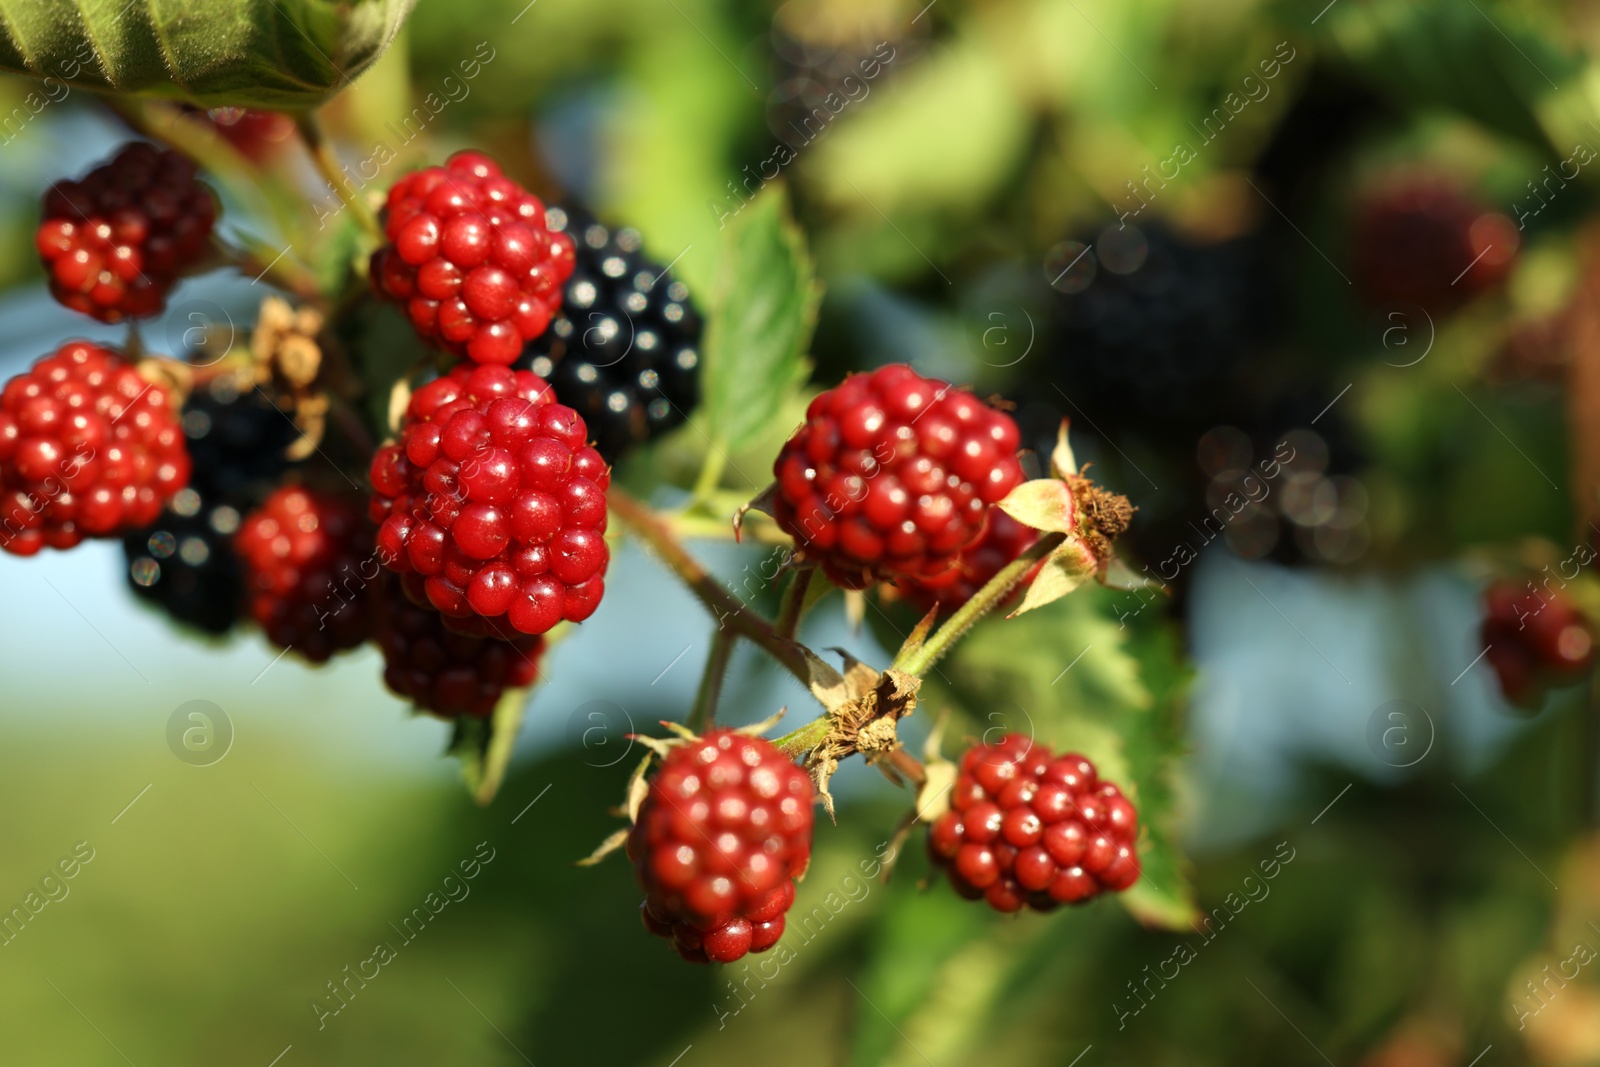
left=448, top=685, right=529, bottom=805
left=0, top=0, right=415, bottom=108
left=701, top=184, right=820, bottom=454
left=1321, top=0, right=1581, bottom=151
left=809, top=33, right=1031, bottom=215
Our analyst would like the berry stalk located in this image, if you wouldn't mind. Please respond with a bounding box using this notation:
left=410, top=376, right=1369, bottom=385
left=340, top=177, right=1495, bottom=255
left=295, top=111, right=382, bottom=242
left=687, top=627, right=736, bottom=733
left=895, top=532, right=1066, bottom=678
left=774, top=566, right=815, bottom=640
left=606, top=486, right=813, bottom=687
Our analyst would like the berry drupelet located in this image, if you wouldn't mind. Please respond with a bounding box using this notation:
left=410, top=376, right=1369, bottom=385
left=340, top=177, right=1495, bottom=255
left=36, top=143, right=216, bottom=323
left=517, top=206, right=702, bottom=463
left=371, top=151, right=575, bottom=365
left=629, top=730, right=814, bottom=963
left=928, top=733, right=1140, bottom=912
left=771, top=363, right=1024, bottom=590
left=893, top=509, right=1040, bottom=615
left=0, top=341, right=190, bottom=556
left=369, top=362, right=609, bottom=636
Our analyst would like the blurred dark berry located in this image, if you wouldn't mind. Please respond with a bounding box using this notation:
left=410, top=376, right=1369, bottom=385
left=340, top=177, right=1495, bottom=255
left=1041, top=222, right=1281, bottom=444
left=122, top=374, right=296, bottom=634
left=123, top=487, right=244, bottom=635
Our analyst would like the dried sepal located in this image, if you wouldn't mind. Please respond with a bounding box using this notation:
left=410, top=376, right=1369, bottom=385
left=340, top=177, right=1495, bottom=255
left=1049, top=419, right=1079, bottom=480
left=914, top=708, right=958, bottom=824
left=736, top=706, right=788, bottom=737
left=894, top=606, right=940, bottom=664
left=1008, top=537, right=1099, bottom=617
left=733, top=482, right=779, bottom=543
left=575, top=827, right=630, bottom=867
left=797, top=654, right=922, bottom=819
left=998, top=477, right=1077, bottom=535
left=844, top=588, right=866, bottom=632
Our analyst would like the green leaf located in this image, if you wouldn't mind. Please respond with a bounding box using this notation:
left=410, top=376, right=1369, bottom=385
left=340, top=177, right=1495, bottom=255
left=1321, top=0, right=1581, bottom=150
left=447, top=685, right=530, bottom=806
left=0, top=0, right=416, bottom=109
left=700, top=184, right=820, bottom=454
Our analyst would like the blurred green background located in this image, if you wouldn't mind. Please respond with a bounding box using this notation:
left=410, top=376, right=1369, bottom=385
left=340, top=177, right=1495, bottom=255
left=7, top=0, right=1600, bottom=1064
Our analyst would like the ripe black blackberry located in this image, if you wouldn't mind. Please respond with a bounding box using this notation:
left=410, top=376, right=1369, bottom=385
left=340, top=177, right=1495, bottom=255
left=122, top=376, right=296, bottom=633
left=1044, top=222, right=1279, bottom=443
left=124, top=487, right=244, bottom=635
left=181, top=375, right=298, bottom=502
left=515, top=206, right=700, bottom=463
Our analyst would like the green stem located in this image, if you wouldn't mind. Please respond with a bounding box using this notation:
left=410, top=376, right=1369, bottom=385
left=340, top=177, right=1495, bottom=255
left=296, top=111, right=382, bottom=241
left=608, top=487, right=814, bottom=690
left=774, top=566, right=816, bottom=640
left=773, top=715, right=832, bottom=758
left=895, top=532, right=1066, bottom=678
left=211, top=235, right=322, bottom=300
left=664, top=512, right=791, bottom=547
left=688, top=628, right=737, bottom=733
left=690, top=449, right=728, bottom=505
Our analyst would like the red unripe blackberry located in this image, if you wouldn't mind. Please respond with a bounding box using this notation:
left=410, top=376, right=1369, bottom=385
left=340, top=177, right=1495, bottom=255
left=371, top=151, right=575, bottom=365
left=1481, top=580, right=1595, bottom=708
left=772, top=364, right=1024, bottom=590
left=368, top=362, right=609, bottom=636
left=893, top=509, right=1040, bottom=614
left=929, top=733, right=1140, bottom=912
left=235, top=487, right=373, bottom=662
left=1352, top=176, right=1518, bottom=314
left=0, top=341, right=189, bottom=556
left=203, top=108, right=296, bottom=162
left=374, top=577, right=543, bottom=717
left=37, top=143, right=217, bottom=323
left=628, top=730, right=814, bottom=963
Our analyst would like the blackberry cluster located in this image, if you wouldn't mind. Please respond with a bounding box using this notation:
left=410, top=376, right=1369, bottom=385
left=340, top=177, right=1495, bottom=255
left=0, top=341, right=190, bottom=556
left=36, top=143, right=216, bottom=323
left=928, top=734, right=1140, bottom=912
left=628, top=730, right=814, bottom=963
left=1044, top=222, right=1278, bottom=442
left=516, top=207, right=701, bottom=464
left=1482, top=581, right=1595, bottom=710
left=369, top=362, right=610, bottom=636
left=124, top=377, right=298, bottom=634
left=370, top=151, right=575, bottom=365
left=771, top=363, right=1024, bottom=589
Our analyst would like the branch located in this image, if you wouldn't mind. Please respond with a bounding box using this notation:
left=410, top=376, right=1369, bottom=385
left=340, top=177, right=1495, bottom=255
left=895, top=532, right=1066, bottom=677
left=687, top=627, right=736, bottom=733
left=607, top=486, right=813, bottom=689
